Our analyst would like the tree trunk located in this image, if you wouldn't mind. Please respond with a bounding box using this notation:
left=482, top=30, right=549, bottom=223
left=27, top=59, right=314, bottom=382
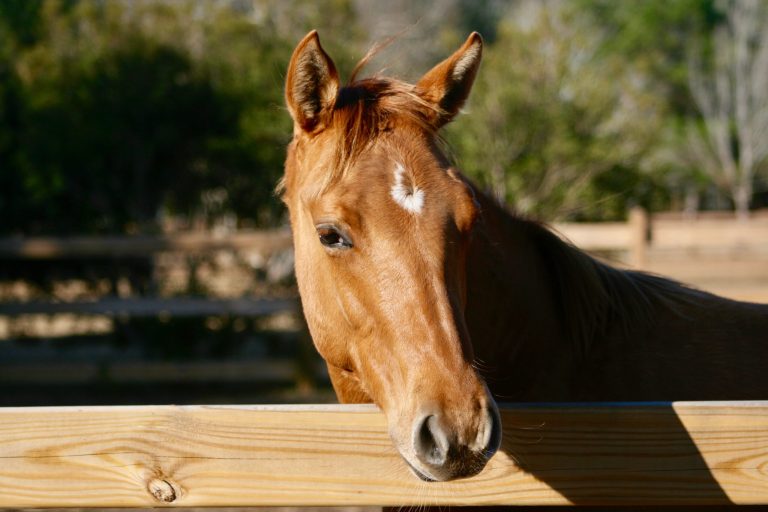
left=733, top=182, right=751, bottom=221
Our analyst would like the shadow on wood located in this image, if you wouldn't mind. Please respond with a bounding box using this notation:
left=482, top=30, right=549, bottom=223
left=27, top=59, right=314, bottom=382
left=393, top=403, right=757, bottom=511
left=498, top=403, right=733, bottom=507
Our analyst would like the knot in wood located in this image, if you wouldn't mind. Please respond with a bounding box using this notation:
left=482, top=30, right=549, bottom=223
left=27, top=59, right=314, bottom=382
left=148, top=477, right=177, bottom=503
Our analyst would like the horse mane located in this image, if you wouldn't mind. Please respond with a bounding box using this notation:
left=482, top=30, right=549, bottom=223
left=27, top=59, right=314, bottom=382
left=522, top=217, right=708, bottom=358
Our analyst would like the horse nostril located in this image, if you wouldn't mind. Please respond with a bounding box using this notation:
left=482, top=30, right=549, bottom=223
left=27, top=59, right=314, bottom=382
left=415, top=414, right=448, bottom=467
left=484, top=405, right=502, bottom=458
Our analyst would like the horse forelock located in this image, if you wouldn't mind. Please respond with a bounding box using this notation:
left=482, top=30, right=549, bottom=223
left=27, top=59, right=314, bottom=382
left=297, top=76, right=442, bottom=196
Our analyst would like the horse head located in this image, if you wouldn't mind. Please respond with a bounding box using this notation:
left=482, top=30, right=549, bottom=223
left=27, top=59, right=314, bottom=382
left=281, top=31, right=500, bottom=482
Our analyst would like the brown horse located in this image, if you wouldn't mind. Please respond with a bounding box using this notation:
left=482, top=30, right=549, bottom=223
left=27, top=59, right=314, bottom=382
left=281, top=30, right=768, bottom=484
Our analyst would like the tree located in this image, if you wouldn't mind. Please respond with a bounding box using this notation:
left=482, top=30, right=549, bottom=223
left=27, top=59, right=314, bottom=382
left=687, top=0, right=768, bottom=219
left=448, top=1, right=663, bottom=220
left=0, top=0, right=365, bottom=234
left=578, top=0, right=727, bottom=215
left=2, top=1, right=237, bottom=234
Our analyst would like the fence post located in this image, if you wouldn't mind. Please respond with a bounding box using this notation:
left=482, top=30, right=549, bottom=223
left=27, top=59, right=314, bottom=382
left=629, top=206, right=649, bottom=268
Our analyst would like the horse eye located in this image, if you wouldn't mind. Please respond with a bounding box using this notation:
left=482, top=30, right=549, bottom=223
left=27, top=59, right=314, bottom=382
left=316, top=225, right=352, bottom=250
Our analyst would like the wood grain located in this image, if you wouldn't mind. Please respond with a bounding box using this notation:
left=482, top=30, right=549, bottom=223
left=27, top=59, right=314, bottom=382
left=1, top=402, right=767, bottom=507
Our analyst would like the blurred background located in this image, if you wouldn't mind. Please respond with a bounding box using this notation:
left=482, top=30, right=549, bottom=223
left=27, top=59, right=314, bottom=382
left=1, top=0, right=767, bottom=407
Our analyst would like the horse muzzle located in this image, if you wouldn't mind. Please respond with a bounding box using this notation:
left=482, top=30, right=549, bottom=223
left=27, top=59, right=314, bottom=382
left=404, top=393, right=502, bottom=482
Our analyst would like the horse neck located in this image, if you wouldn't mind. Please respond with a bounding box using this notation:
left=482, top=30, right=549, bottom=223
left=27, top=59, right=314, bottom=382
left=462, top=187, right=675, bottom=399
left=463, top=190, right=580, bottom=399
left=463, top=188, right=768, bottom=401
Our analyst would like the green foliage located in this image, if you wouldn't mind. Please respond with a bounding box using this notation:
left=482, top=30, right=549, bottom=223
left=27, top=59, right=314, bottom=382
left=578, top=0, right=718, bottom=113
left=0, top=0, right=362, bottom=234
left=447, top=6, right=665, bottom=220
left=19, top=40, right=231, bottom=232
left=0, top=0, right=46, bottom=47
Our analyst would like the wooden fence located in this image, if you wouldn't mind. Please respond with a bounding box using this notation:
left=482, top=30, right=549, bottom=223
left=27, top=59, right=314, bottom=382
left=556, top=207, right=768, bottom=263
left=1, top=402, right=767, bottom=507
left=557, top=208, right=768, bottom=302
left=0, top=229, right=295, bottom=317
left=2, top=210, right=767, bottom=312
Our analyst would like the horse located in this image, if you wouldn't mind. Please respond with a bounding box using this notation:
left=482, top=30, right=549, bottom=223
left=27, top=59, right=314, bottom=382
left=280, top=30, right=768, bottom=486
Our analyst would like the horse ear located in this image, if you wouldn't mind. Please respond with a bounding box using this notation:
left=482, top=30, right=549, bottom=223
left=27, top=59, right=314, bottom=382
left=416, top=32, right=483, bottom=128
left=285, top=30, right=340, bottom=133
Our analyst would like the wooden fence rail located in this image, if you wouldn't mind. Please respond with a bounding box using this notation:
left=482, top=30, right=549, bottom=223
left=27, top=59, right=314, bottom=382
left=1, top=402, right=767, bottom=507
left=0, top=229, right=292, bottom=259
left=0, top=359, right=325, bottom=385
left=0, top=297, right=296, bottom=317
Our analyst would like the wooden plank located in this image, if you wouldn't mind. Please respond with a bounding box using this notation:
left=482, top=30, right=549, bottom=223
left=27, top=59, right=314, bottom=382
left=652, top=208, right=768, bottom=220
left=540, top=217, right=768, bottom=256
left=0, top=360, right=322, bottom=385
left=701, top=285, right=768, bottom=303
left=645, top=258, right=768, bottom=283
left=0, top=297, right=296, bottom=317
left=0, top=230, right=292, bottom=259
left=0, top=402, right=767, bottom=507
left=652, top=218, right=768, bottom=251
left=628, top=206, right=649, bottom=267
left=552, top=222, right=632, bottom=251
